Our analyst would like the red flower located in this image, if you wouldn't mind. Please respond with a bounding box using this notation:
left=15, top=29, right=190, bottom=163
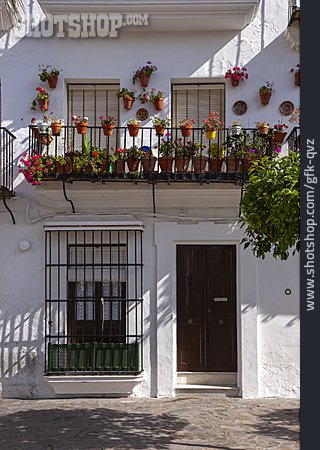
left=93, top=151, right=99, bottom=157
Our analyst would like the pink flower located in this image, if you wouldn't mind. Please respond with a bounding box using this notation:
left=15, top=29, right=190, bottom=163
left=99, top=115, right=104, bottom=120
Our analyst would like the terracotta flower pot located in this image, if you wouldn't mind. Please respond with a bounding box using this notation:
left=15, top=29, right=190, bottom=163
left=102, top=124, right=115, bottom=137
left=258, top=125, right=270, bottom=137
left=226, top=157, right=240, bottom=173
left=209, top=157, right=223, bottom=173
left=40, top=134, right=53, bottom=146
left=114, top=159, right=125, bottom=175
left=153, top=98, right=163, bottom=111
left=48, top=76, right=58, bottom=89
left=231, top=78, right=239, bottom=87
left=76, top=122, right=88, bottom=135
left=180, top=125, right=192, bottom=137
left=126, top=157, right=140, bottom=173
left=123, top=97, right=134, bottom=110
left=238, top=158, right=252, bottom=173
left=155, top=125, right=165, bottom=136
left=37, top=99, right=48, bottom=111
left=57, top=154, right=72, bottom=175
left=273, top=131, right=287, bottom=143
left=159, top=156, right=173, bottom=173
left=193, top=156, right=208, bottom=173
left=51, top=123, right=62, bottom=136
left=128, top=124, right=140, bottom=137
left=260, top=91, right=272, bottom=105
left=141, top=156, right=157, bottom=173
left=100, top=160, right=110, bottom=175
left=295, top=71, right=300, bottom=87
left=139, top=73, right=150, bottom=88
left=175, top=157, right=190, bottom=173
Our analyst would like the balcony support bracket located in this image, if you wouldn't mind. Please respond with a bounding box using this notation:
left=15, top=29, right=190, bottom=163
left=2, top=191, right=16, bottom=225
left=62, top=179, right=75, bottom=213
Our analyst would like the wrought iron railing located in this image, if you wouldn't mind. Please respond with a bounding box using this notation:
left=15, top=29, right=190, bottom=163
left=286, top=126, right=300, bottom=152
left=29, top=126, right=275, bottom=183
left=0, top=127, right=15, bottom=195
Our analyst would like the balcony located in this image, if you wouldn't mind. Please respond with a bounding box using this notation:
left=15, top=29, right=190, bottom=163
left=27, top=126, right=277, bottom=186
left=0, top=127, right=16, bottom=223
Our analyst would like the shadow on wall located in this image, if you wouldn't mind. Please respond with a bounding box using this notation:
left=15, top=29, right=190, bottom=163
left=0, top=406, right=188, bottom=449
left=0, top=306, right=54, bottom=398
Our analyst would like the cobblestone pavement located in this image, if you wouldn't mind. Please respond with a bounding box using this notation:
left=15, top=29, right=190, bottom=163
left=0, top=397, right=299, bottom=450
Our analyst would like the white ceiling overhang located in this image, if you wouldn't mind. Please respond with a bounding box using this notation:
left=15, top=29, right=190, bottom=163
left=38, top=0, right=260, bottom=31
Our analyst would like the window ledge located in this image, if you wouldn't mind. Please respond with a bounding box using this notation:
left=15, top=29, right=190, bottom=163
left=44, top=374, right=144, bottom=397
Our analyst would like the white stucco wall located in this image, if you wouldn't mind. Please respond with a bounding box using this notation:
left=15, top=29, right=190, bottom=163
left=0, top=0, right=300, bottom=398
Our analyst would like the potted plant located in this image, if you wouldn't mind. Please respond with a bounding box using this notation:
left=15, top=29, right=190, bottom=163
left=137, top=90, right=150, bottom=104
left=203, top=111, right=223, bottom=140
left=156, top=134, right=175, bottom=173
left=100, top=115, right=115, bottom=137
left=132, top=61, right=158, bottom=88
left=126, top=146, right=144, bottom=173
left=259, top=82, right=274, bottom=105
left=39, top=65, right=62, bottom=89
left=127, top=118, right=141, bottom=137
left=117, top=88, right=136, bottom=110
left=273, top=121, right=289, bottom=144
left=141, top=149, right=157, bottom=174
left=72, top=115, right=89, bottom=134
left=50, top=117, right=64, bottom=136
left=152, top=116, right=170, bottom=136
left=90, top=147, right=110, bottom=175
left=291, top=64, right=300, bottom=86
left=256, top=121, right=270, bottom=137
left=112, top=148, right=126, bottom=175
left=230, top=120, right=242, bottom=136
left=149, top=89, right=164, bottom=111
left=52, top=155, right=70, bottom=175
left=208, top=143, right=225, bottom=173
left=179, top=118, right=195, bottom=137
left=175, top=139, right=195, bottom=173
left=192, top=143, right=208, bottom=173
left=19, top=153, right=52, bottom=186
left=225, top=66, right=248, bottom=87
left=35, top=116, right=54, bottom=145
left=36, top=87, right=49, bottom=111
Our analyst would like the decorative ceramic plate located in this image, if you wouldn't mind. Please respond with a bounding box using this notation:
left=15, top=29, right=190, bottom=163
left=279, top=101, right=294, bottom=116
left=136, top=108, right=149, bottom=121
left=232, top=100, right=247, bottom=115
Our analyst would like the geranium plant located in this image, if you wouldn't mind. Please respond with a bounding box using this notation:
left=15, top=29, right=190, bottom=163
left=132, top=61, right=158, bottom=85
left=126, top=146, right=144, bottom=159
left=152, top=116, right=170, bottom=127
left=38, top=65, right=61, bottom=88
left=179, top=118, right=195, bottom=127
left=273, top=121, right=288, bottom=132
left=149, top=89, right=164, bottom=102
left=33, top=87, right=49, bottom=111
left=137, top=90, right=150, bottom=104
left=19, top=153, right=53, bottom=186
left=225, top=66, right=248, bottom=86
left=113, top=148, right=126, bottom=160
left=203, top=111, right=223, bottom=131
left=116, top=88, right=136, bottom=100
left=99, top=115, right=115, bottom=125
left=50, top=116, right=63, bottom=124
left=259, top=82, right=274, bottom=95
left=72, top=115, right=88, bottom=125
left=128, top=118, right=141, bottom=125
left=157, top=137, right=175, bottom=157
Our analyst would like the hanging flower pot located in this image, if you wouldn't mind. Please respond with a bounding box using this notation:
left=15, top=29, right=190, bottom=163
left=226, top=156, right=240, bottom=173
left=257, top=123, right=270, bottom=137
left=154, top=98, right=163, bottom=111
left=123, top=97, right=134, bottom=110
left=193, top=156, right=208, bottom=173
left=295, top=71, right=300, bottom=86
left=37, top=99, right=49, bottom=111
left=231, top=78, right=240, bottom=87
left=102, top=124, right=115, bottom=137
left=159, top=156, right=173, bottom=173
left=155, top=125, right=165, bottom=136
left=175, top=157, right=190, bottom=173
left=205, top=129, right=217, bottom=140
left=48, top=76, right=58, bottom=89
left=259, top=82, right=274, bottom=106
left=141, top=155, right=157, bottom=173
left=139, top=74, right=150, bottom=88
left=273, top=131, right=287, bottom=143
left=127, top=122, right=141, bottom=137
left=180, top=126, right=192, bottom=137
left=260, top=91, right=272, bottom=105
left=39, top=134, right=53, bottom=146
left=209, top=157, right=223, bottom=173
left=126, top=157, right=140, bottom=173
left=51, top=122, right=63, bottom=136
left=225, top=67, right=248, bottom=87
left=230, top=125, right=242, bottom=136
left=76, top=122, right=88, bottom=135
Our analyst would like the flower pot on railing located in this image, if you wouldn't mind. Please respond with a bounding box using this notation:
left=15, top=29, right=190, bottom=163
left=155, top=125, right=165, bottom=136
left=209, top=157, right=223, bottom=173
left=230, top=125, right=241, bottom=136
left=76, top=122, right=88, bottom=135
left=159, top=156, right=173, bottom=173
left=123, top=97, right=134, bottom=110
left=258, top=125, right=270, bottom=137
left=260, top=92, right=272, bottom=105
left=57, top=155, right=72, bottom=175
left=51, top=123, right=62, bottom=136
left=102, top=124, right=115, bottom=137
left=126, top=157, right=140, bottom=173
left=175, top=156, right=190, bottom=173
left=231, top=78, right=239, bottom=87
left=139, top=74, right=150, bottom=88
left=100, top=159, right=111, bottom=175
left=153, top=98, right=163, bottom=111
left=226, top=157, right=240, bottom=173
left=114, top=159, right=125, bottom=175
left=205, top=129, right=216, bottom=140
left=141, top=155, right=157, bottom=174
left=180, top=125, right=192, bottom=138
left=48, top=76, right=58, bottom=89
left=273, top=131, right=287, bottom=143
left=128, top=124, right=140, bottom=137
left=238, top=157, right=253, bottom=174
left=193, top=156, right=208, bottom=173
left=295, top=71, right=300, bottom=87
left=39, top=134, right=53, bottom=146
left=37, top=99, right=49, bottom=111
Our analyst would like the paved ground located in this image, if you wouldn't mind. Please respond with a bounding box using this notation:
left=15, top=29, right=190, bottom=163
left=0, top=397, right=299, bottom=449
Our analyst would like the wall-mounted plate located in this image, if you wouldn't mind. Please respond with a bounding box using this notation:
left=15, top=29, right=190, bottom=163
left=232, top=100, right=247, bottom=115
left=136, top=108, right=149, bottom=121
left=279, top=100, right=294, bottom=116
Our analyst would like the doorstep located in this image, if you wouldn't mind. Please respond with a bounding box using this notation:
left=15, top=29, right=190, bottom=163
left=175, top=384, right=240, bottom=398
left=44, top=374, right=144, bottom=397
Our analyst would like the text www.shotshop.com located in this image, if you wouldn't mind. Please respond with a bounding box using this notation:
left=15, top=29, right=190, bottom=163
left=304, top=139, right=317, bottom=311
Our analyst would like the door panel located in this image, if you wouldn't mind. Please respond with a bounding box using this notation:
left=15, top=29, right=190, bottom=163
left=177, top=245, right=237, bottom=372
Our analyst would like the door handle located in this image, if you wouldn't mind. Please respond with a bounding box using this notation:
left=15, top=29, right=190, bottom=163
left=219, top=319, right=224, bottom=325
left=187, top=318, right=193, bottom=324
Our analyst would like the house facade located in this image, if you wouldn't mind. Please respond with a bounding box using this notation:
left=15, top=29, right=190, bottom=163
left=0, top=0, right=300, bottom=399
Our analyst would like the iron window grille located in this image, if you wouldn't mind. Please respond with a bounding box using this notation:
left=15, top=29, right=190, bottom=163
left=45, top=228, right=143, bottom=375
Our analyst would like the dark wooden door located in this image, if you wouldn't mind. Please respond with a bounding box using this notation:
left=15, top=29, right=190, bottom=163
left=177, top=245, right=237, bottom=372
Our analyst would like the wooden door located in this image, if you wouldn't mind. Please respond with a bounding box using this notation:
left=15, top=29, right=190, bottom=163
left=177, top=245, right=237, bottom=372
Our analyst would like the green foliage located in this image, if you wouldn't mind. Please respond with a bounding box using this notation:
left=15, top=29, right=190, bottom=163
left=239, top=151, right=300, bottom=260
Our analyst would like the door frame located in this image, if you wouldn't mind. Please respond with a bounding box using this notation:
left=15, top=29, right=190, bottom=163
left=173, top=241, right=241, bottom=382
